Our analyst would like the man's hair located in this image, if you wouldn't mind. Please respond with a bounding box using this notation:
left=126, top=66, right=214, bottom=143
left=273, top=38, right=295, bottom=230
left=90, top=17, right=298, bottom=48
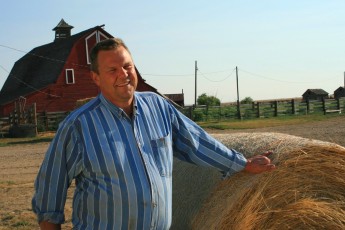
left=90, top=38, right=130, bottom=73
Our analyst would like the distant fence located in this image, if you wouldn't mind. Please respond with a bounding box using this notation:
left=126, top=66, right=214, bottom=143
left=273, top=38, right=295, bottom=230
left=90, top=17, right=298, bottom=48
left=36, top=111, right=70, bottom=131
left=1, top=98, right=344, bottom=136
left=0, top=110, right=69, bottom=136
left=180, top=98, right=345, bottom=122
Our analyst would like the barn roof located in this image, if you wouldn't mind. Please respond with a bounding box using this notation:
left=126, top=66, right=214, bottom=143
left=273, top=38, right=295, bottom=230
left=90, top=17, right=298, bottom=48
left=0, top=25, right=112, bottom=106
left=302, top=88, right=329, bottom=96
left=335, top=86, right=344, bottom=92
left=53, top=18, right=74, bottom=30
left=164, top=93, right=184, bottom=102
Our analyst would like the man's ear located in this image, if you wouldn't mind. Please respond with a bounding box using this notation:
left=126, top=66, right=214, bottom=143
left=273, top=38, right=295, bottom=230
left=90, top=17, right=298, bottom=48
left=91, top=71, right=100, bottom=87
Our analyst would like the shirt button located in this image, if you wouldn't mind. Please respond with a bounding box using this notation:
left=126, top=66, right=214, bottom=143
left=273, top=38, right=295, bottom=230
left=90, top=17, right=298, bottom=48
left=152, top=203, right=157, bottom=207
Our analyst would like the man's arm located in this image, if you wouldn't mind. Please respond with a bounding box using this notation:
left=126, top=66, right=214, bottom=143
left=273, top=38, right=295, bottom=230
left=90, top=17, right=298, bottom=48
left=33, top=123, right=82, bottom=227
left=39, top=221, right=61, bottom=230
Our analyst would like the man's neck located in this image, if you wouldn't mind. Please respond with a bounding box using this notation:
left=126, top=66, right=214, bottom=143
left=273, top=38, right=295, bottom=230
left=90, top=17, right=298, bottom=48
left=113, top=98, right=134, bottom=117
left=101, top=94, right=134, bottom=117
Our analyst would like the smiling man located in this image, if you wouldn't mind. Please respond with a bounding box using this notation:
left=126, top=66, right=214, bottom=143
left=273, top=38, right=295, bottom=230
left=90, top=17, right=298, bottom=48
left=90, top=41, right=137, bottom=116
left=32, top=38, right=275, bottom=230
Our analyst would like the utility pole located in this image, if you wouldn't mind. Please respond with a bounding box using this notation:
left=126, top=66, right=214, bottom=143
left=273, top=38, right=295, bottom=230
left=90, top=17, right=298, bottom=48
left=236, top=66, right=241, bottom=119
left=194, top=60, right=198, bottom=107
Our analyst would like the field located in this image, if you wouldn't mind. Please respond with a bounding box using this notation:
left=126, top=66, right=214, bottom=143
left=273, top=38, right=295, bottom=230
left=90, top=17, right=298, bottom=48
left=1, top=115, right=345, bottom=229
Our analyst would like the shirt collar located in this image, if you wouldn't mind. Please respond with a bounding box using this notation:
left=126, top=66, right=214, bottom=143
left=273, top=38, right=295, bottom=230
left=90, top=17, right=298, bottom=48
left=99, top=93, right=139, bottom=118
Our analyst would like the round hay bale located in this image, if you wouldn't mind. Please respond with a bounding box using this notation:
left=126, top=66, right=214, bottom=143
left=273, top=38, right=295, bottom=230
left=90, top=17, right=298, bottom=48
left=171, top=158, right=221, bottom=229
left=191, top=133, right=345, bottom=230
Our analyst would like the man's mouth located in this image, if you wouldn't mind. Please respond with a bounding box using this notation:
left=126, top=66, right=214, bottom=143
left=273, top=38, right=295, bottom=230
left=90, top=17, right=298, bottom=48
left=115, top=79, right=130, bottom=87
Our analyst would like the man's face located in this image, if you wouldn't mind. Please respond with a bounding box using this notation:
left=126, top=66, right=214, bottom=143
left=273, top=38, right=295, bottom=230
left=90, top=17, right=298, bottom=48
left=91, top=46, right=138, bottom=107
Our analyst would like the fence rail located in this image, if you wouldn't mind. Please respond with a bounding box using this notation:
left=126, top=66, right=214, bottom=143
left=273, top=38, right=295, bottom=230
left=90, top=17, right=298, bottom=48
left=180, top=98, right=345, bottom=122
left=1, top=97, right=344, bottom=136
left=0, top=110, right=69, bottom=137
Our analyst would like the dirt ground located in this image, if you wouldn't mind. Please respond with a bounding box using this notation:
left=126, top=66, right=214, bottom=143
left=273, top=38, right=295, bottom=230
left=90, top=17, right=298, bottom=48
left=1, top=115, right=344, bottom=229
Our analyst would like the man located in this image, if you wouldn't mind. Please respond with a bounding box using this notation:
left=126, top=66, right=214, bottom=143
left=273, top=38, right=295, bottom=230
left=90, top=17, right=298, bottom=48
left=32, top=38, right=275, bottom=230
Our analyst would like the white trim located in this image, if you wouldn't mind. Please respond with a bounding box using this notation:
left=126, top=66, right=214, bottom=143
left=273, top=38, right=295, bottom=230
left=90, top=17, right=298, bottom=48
left=97, top=31, right=108, bottom=41
left=85, top=31, right=110, bottom=64
left=85, top=31, right=97, bottom=64
left=65, top=69, right=75, bottom=84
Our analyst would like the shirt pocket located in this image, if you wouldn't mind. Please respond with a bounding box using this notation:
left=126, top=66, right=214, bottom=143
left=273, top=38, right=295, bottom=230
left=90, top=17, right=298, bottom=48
left=150, top=134, right=173, bottom=177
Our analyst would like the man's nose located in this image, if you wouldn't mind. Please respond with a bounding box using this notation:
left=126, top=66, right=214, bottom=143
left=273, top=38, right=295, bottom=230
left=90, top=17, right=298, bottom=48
left=118, top=67, right=128, bottom=78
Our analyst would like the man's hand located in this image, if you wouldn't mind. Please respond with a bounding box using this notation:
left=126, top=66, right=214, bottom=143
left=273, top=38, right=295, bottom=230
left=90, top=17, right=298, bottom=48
left=39, top=221, right=61, bottom=230
left=244, top=151, right=276, bottom=174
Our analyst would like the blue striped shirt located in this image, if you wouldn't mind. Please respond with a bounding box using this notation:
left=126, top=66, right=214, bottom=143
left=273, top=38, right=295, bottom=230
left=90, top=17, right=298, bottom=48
left=32, top=92, right=247, bottom=229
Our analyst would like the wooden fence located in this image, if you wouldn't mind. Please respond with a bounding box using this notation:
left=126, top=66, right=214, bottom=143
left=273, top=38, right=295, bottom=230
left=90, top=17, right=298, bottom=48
left=1, top=102, right=38, bottom=137
left=0, top=108, right=69, bottom=137
left=36, top=111, right=70, bottom=131
left=181, top=98, right=345, bottom=121
left=1, top=97, right=344, bottom=136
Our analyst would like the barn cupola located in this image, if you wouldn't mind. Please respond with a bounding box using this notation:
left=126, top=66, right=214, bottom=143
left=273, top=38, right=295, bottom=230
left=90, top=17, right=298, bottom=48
left=53, top=19, right=74, bottom=41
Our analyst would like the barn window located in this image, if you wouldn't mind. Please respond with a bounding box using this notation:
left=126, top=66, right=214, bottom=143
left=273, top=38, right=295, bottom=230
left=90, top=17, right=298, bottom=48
left=66, top=69, right=75, bottom=84
left=85, top=31, right=109, bottom=64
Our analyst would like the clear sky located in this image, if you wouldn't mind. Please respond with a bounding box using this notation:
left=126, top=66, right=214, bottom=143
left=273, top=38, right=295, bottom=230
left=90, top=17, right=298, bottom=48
left=1, top=0, right=345, bottom=105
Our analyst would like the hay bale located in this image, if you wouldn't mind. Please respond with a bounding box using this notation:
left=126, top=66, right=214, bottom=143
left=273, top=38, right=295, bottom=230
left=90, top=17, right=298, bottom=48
left=171, top=158, right=221, bottom=229
left=75, top=97, right=95, bottom=108
left=191, top=133, right=345, bottom=230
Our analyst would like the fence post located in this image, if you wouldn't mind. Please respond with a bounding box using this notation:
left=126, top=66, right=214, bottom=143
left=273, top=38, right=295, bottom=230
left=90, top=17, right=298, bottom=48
left=291, top=99, right=296, bottom=115
left=337, top=98, right=340, bottom=110
left=274, top=101, right=278, bottom=117
left=322, top=98, right=326, bottom=114
left=257, top=102, right=260, bottom=118
left=44, top=111, right=48, bottom=131
left=218, top=106, right=221, bottom=121
left=189, top=107, right=193, bottom=120
left=33, top=103, right=38, bottom=135
left=237, top=102, right=241, bottom=120
left=14, top=101, right=17, bottom=124
left=250, top=102, right=254, bottom=119
left=307, top=100, right=310, bottom=114
left=9, top=112, right=13, bottom=126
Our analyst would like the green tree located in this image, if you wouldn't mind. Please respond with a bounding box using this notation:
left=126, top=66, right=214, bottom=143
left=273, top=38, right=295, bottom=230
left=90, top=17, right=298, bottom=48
left=240, top=96, right=254, bottom=104
left=197, top=93, right=221, bottom=106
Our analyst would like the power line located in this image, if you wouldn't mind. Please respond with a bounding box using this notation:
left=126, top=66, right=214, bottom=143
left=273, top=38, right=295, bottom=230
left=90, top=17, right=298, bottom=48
left=198, top=67, right=236, bottom=82
left=141, top=73, right=193, bottom=77
left=141, top=68, right=237, bottom=78
left=239, top=68, right=338, bottom=84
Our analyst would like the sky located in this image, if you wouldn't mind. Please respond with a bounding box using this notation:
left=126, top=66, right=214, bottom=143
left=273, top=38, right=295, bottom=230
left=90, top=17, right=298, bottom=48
left=1, top=1, right=345, bottom=105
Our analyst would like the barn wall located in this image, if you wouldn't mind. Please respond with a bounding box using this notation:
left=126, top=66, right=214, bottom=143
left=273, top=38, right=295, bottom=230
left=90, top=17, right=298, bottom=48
left=39, top=39, right=99, bottom=112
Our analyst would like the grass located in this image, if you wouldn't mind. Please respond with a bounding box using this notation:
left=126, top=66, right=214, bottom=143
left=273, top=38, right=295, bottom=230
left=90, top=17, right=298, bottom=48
left=12, top=221, right=30, bottom=227
left=0, top=180, right=16, bottom=185
left=0, top=132, right=55, bottom=147
left=197, top=114, right=340, bottom=130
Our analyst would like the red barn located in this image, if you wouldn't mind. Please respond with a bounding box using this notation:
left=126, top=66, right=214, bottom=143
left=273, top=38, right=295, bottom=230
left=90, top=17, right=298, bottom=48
left=0, top=19, right=161, bottom=116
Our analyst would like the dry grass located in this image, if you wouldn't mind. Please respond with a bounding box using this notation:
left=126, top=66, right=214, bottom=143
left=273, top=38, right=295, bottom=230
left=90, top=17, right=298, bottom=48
left=192, top=133, right=345, bottom=230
